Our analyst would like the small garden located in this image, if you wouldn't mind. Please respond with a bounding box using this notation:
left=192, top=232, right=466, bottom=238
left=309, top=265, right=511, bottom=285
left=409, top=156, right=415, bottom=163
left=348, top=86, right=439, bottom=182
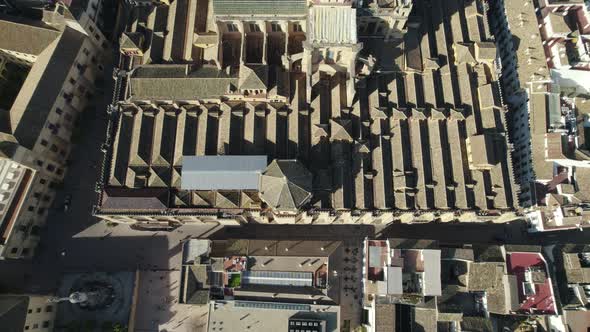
left=228, top=273, right=242, bottom=288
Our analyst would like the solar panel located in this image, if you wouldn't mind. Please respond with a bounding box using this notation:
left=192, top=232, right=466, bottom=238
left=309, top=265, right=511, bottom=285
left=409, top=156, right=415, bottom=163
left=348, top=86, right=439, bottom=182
left=241, top=271, right=313, bottom=287
left=235, top=301, right=311, bottom=311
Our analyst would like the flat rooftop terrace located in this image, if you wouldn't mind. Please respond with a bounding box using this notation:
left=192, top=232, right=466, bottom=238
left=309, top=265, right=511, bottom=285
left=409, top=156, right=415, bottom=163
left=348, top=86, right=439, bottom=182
left=207, top=300, right=339, bottom=332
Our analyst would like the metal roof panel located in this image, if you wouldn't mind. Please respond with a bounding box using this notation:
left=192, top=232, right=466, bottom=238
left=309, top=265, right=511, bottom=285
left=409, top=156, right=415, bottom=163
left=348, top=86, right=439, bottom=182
left=181, top=156, right=267, bottom=190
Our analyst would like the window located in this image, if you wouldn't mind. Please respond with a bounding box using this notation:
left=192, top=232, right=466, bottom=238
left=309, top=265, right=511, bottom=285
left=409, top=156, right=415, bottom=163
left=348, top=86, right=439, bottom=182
left=33, top=192, right=41, bottom=199
left=227, top=24, right=237, bottom=32
left=40, top=179, right=46, bottom=185
left=249, top=23, right=260, bottom=32
left=89, top=25, right=94, bottom=32
left=82, top=48, right=90, bottom=56
left=69, top=78, right=76, bottom=85
left=11, top=247, right=17, bottom=254
left=271, top=22, right=281, bottom=32
left=40, top=139, right=48, bottom=146
left=32, top=323, right=38, bottom=329
left=22, top=248, right=30, bottom=256
left=42, top=321, right=50, bottom=328
left=36, top=307, right=41, bottom=313
left=56, top=168, right=63, bottom=175
left=293, top=23, right=302, bottom=32
left=46, top=164, right=55, bottom=172
left=326, top=49, right=334, bottom=61
left=55, top=107, right=63, bottom=115
left=42, top=195, right=51, bottom=202
left=48, top=123, right=60, bottom=135
left=45, top=305, right=53, bottom=312
left=50, top=144, right=58, bottom=153
left=27, top=309, right=32, bottom=313
left=24, top=326, right=29, bottom=330
left=28, top=206, right=34, bottom=212
left=36, top=160, right=43, bottom=167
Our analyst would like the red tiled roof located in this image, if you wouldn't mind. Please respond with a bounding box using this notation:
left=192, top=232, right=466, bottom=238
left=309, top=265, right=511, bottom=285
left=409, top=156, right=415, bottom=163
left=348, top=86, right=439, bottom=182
left=545, top=170, right=569, bottom=193
left=507, top=253, right=557, bottom=315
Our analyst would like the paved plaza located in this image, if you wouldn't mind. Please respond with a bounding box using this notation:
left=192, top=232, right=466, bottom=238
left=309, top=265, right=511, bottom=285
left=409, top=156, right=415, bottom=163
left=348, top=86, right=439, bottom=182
left=134, top=270, right=209, bottom=332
